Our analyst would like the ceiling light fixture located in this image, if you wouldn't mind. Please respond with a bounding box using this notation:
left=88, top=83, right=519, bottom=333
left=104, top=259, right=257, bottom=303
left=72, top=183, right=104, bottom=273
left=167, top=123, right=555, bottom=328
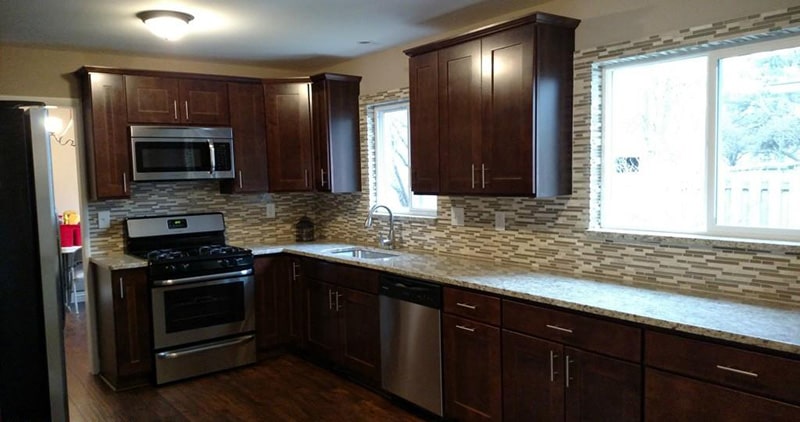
left=137, top=10, right=194, bottom=41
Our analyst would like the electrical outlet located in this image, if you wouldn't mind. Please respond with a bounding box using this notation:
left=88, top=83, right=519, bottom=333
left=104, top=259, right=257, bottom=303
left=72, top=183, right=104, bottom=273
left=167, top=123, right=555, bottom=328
left=266, top=203, right=276, bottom=219
left=98, top=211, right=111, bottom=229
left=495, top=211, right=505, bottom=231
left=451, top=207, right=464, bottom=226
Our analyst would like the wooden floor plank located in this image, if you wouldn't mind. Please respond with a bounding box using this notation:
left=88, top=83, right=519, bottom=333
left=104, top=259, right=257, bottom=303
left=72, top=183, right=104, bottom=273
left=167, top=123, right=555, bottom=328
left=64, top=307, right=424, bottom=421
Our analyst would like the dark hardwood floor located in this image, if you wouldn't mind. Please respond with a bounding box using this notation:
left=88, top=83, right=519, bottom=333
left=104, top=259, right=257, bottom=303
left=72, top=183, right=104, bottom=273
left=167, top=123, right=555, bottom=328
left=64, top=307, right=423, bottom=421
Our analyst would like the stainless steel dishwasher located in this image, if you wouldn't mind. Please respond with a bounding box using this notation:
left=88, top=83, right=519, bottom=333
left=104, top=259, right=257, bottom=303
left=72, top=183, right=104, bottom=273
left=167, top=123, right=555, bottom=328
left=379, top=274, right=443, bottom=417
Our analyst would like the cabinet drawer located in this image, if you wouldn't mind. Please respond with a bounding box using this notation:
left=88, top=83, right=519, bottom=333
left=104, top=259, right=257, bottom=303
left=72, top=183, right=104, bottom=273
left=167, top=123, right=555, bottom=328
left=503, top=300, right=641, bottom=362
left=443, top=287, right=501, bottom=325
left=302, top=258, right=379, bottom=294
left=646, top=331, right=800, bottom=405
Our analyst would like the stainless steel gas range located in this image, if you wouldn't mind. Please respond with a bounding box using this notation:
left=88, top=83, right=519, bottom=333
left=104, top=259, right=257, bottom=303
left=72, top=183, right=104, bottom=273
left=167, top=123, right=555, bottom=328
left=124, top=213, right=256, bottom=385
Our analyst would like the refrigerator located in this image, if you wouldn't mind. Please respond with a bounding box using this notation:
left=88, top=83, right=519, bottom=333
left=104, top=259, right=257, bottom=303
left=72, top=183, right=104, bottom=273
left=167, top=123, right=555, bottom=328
left=0, top=101, right=68, bottom=421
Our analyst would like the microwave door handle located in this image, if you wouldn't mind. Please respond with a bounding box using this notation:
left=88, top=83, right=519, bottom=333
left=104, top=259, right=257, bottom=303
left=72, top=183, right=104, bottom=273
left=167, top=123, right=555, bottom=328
left=208, top=139, right=216, bottom=175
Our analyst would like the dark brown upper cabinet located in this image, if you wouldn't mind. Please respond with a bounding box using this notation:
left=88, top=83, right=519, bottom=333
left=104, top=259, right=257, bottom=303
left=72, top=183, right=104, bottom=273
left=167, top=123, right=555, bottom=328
left=221, top=82, right=269, bottom=193
left=79, top=69, right=130, bottom=200
left=263, top=80, right=314, bottom=192
left=125, top=75, right=229, bottom=125
left=310, top=73, right=362, bottom=193
left=404, top=12, right=580, bottom=197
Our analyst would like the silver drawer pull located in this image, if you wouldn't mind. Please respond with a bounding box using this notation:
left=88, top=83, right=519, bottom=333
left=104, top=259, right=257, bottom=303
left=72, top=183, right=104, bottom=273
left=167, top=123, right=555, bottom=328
left=716, top=365, right=758, bottom=378
left=456, top=302, right=477, bottom=310
left=546, top=324, right=573, bottom=334
left=456, top=324, right=476, bottom=333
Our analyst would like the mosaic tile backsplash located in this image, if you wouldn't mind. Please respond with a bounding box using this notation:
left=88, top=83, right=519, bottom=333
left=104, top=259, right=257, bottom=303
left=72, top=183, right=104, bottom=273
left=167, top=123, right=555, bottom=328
left=89, top=6, right=800, bottom=307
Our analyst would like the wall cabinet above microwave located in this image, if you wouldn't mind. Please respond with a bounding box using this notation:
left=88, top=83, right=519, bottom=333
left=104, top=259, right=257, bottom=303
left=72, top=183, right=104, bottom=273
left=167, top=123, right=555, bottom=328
left=405, top=12, right=580, bottom=197
left=125, top=75, right=230, bottom=126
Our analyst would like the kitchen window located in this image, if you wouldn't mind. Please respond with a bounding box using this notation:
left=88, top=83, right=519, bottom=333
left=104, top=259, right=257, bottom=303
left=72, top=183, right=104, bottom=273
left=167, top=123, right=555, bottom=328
left=373, top=101, right=436, bottom=217
left=600, top=35, right=800, bottom=242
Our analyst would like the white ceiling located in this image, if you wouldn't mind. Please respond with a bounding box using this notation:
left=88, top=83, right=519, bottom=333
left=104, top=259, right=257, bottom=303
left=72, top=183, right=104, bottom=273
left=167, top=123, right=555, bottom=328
left=0, top=0, right=543, bottom=70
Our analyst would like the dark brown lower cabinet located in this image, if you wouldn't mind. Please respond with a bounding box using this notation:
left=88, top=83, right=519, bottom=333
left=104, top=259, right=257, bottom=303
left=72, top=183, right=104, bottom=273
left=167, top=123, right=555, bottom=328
left=646, top=369, right=800, bottom=421
left=93, top=265, right=152, bottom=390
left=253, top=256, right=291, bottom=353
left=503, top=330, right=641, bottom=422
left=443, top=313, right=502, bottom=421
left=305, top=272, right=381, bottom=385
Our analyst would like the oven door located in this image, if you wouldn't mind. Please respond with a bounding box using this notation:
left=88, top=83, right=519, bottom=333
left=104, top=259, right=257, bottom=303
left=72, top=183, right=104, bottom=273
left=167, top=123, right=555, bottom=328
left=151, top=270, right=254, bottom=350
left=131, top=137, right=234, bottom=181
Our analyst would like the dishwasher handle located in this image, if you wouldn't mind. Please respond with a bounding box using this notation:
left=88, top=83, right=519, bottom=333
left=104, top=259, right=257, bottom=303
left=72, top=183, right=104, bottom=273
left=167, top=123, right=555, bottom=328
left=379, top=274, right=442, bottom=309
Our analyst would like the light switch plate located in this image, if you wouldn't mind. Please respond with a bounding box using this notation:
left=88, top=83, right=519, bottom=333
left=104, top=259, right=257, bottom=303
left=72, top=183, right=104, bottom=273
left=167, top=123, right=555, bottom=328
left=98, top=211, right=110, bottom=229
left=451, top=207, right=464, bottom=226
left=266, top=203, right=276, bottom=219
left=495, top=211, right=505, bottom=231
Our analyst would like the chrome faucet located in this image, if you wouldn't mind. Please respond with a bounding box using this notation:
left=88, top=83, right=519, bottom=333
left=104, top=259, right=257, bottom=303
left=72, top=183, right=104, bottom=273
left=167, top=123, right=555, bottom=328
left=364, top=204, right=395, bottom=249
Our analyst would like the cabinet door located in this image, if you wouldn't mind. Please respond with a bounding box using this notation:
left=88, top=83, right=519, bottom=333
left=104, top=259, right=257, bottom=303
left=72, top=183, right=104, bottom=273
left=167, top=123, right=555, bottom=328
left=112, top=269, right=152, bottom=379
left=264, top=82, right=313, bottom=192
left=339, top=287, right=380, bottom=384
left=481, top=25, right=535, bottom=195
left=288, top=258, right=306, bottom=348
left=438, top=40, right=482, bottom=194
left=443, top=314, right=501, bottom=421
left=254, top=256, right=290, bottom=352
left=84, top=72, right=130, bottom=199
left=409, top=51, right=440, bottom=194
left=310, top=74, right=362, bottom=193
left=223, top=82, right=268, bottom=193
left=125, top=75, right=180, bottom=123
left=179, top=79, right=229, bottom=125
left=305, top=278, right=339, bottom=359
left=565, top=347, right=641, bottom=422
left=646, top=369, right=800, bottom=421
left=503, top=330, right=564, bottom=421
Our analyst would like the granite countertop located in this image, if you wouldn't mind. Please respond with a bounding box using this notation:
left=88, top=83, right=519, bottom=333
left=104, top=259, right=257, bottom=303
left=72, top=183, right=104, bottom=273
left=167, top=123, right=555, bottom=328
left=90, top=241, right=800, bottom=355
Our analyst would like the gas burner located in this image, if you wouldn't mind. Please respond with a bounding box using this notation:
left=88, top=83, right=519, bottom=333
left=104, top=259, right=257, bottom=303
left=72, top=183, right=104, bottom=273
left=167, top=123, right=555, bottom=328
left=143, top=245, right=250, bottom=263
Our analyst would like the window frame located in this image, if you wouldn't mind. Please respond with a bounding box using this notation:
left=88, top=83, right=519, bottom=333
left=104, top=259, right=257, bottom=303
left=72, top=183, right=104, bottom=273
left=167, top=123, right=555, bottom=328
left=371, top=100, right=437, bottom=218
left=598, top=35, right=800, bottom=242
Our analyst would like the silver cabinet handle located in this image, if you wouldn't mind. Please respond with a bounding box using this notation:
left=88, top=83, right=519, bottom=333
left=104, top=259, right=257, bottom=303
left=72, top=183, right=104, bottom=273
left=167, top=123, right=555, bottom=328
left=456, top=302, right=477, bottom=310
left=122, top=172, right=128, bottom=193
left=716, top=365, right=759, bottom=378
left=546, top=324, right=574, bottom=334
left=304, top=169, right=309, bottom=188
left=173, top=100, right=178, bottom=120
left=238, top=170, right=243, bottom=189
left=118, top=277, right=124, bottom=300
left=456, top=324, right=475, bottom=333
left=291, top=262, right=299, bottom=281
left=184, top=100, right=189, bottom=120
left=320, top=168, right=327, bottom=187
left=471, top=163, right=476, bottom=189
left=208, top=140, right=216, bottom=175
left=549, top=350, right=558, bottom=382
left=566, top=355, right=573, bottom=388
left=327, top=289, right=334, bottom=310
left=481, top=163, right=486, bottom=189
left=335, top=292, right=342, bottom=311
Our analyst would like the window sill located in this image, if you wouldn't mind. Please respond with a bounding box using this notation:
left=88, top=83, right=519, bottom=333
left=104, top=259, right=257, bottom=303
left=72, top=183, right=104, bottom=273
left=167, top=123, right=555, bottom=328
left=585, top=228, right=800, bottom=254
left=370, top=211, right=438, bottom=222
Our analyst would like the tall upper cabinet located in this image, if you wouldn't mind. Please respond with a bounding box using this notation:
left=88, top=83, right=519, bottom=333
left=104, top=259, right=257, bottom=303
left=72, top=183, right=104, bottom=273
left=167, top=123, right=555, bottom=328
left=405, top=12, right=580, bottom=197
left=310, top=73, right=362, bottom=193
left=80, top=69, right=130, bottom=199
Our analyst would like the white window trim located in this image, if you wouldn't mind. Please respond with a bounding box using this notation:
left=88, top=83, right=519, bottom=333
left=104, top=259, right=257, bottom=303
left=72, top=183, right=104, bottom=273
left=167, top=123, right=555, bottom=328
left=370, top=100, right=438, bottom=219
left=597, top=35, right=800, bottom=244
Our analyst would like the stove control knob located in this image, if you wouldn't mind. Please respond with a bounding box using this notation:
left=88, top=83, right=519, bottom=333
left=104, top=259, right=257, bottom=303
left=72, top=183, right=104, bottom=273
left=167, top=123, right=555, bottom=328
left=180, top=263, right=190, bottom=271
left=219, top=259, right=229, bottom=268
left=165, top=264, right=176, bottom=273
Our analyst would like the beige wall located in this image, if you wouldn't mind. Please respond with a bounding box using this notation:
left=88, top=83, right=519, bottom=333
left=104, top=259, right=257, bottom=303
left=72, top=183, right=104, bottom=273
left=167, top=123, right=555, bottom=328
left=320, top=0, right=800, bottom=95
left=0, top=44, right=301, bottom=99
left=48, top=107, right=81, bottom=216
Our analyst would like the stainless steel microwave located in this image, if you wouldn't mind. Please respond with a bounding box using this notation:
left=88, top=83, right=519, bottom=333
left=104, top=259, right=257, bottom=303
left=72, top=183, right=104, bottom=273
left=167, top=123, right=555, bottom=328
left=130, top=126, right=235, bottom=181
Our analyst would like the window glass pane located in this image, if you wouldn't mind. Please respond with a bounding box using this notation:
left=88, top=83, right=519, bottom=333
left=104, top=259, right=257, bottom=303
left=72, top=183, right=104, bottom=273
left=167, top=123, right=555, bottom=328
left=716, top=45, right=800, bottom=230
left=602, top=57, right=707, bottom=232
left=374, top=102, right=436, bottom=216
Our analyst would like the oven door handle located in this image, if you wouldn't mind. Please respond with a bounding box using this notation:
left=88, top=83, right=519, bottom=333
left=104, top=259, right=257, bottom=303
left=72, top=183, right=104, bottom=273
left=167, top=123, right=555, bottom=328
left=156, top=335, right=255, bottom=360
left=152, top=268, right=254, bottom=287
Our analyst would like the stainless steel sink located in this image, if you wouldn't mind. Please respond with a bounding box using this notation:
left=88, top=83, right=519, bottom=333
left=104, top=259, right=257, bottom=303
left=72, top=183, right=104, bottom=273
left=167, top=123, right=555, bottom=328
left=326, top=247, right=398, bottom=259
